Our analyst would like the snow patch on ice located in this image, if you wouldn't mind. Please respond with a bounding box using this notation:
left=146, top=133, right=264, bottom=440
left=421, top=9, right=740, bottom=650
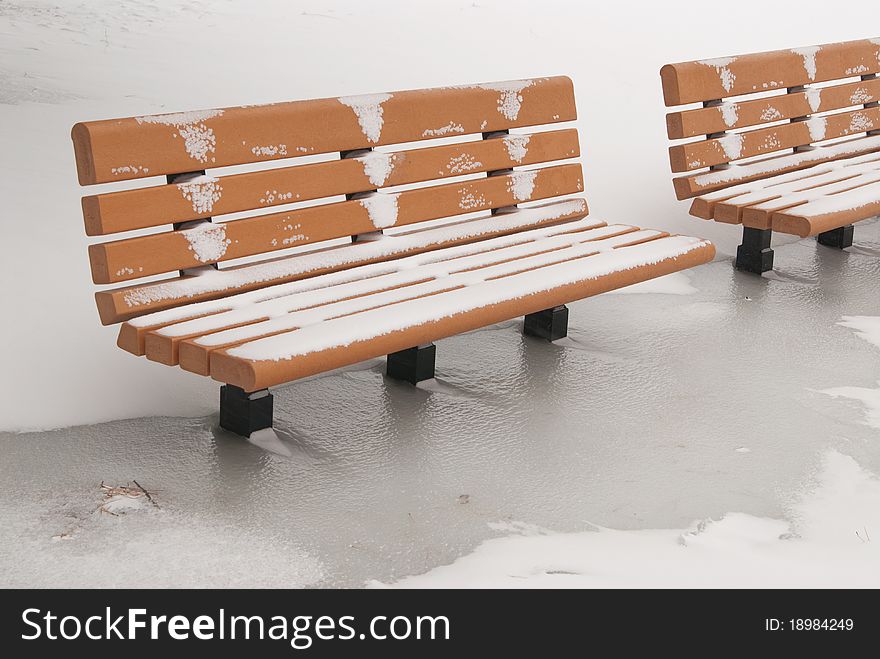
left=791, top=46, right=820, bottom=81
left=357, top=192, right=399, bottom=228
left=373, top=451, right=880, bottom=588
left=180, top=222, right=231, bottom=262
left=820, top=316, right=880, bottom=430
left=507, top=170, right=537, bottom=201
left=502, top=134, right=530, bottom=163
left=607, top=271, right=698, bottom=296
left=176, top=174, right=222, bottom=215
left=839, top=315, right=880, bottom=350
left=338, top=93, right=392, bottom=143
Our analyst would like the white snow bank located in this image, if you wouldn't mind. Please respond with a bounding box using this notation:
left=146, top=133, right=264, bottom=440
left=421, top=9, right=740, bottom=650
left=838, top=316, right=880, bottom=350
left=373, top=450, right=880, bottom=588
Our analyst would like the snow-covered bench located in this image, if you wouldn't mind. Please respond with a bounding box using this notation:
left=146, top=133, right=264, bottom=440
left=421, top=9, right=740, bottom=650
left=662, top=38, right=880, bottom=274
left=72, top=77, right=714, bottom=437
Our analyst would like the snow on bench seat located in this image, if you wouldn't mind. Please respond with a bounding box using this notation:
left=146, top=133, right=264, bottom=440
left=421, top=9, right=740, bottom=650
left=201, top=232, right=713, bottom=390
left=107, top=198, right=590, bottom=328
left=690, top=151, right=880, bottom=234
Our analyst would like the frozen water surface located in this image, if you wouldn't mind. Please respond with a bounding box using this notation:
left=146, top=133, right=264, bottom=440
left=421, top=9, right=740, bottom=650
left=3, top=222, right=880, bottom=587
left=2, top=0, right=880, bottom=587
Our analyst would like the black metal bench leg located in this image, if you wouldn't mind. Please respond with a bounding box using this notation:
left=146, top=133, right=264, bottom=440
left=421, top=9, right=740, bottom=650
left=219, top=385, right=273, bottom=437
left=735, top=227, right=774, bottom=274
left=817, top=225, right=854, bottom=249
left=523, top=305, right=569, bottom=341
left=387, top=343, right=436, bottom=385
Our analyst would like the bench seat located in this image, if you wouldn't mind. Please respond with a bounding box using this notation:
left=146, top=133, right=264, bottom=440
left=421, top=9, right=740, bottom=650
left=121, top=215, right=712, bottom=390
left=690, top=148, right=880, bottom=236
left=662, top=38, right=880, bottom=273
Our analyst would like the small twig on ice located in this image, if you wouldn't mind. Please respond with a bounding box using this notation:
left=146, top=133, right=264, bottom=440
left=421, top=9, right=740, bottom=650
left=132, top=480, right=159, bottom=509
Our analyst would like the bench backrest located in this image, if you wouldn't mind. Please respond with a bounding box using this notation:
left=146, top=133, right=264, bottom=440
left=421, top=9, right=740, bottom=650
left=72, top=77, right=584, bottom=324
left=662, top=38, right=880, bottom=200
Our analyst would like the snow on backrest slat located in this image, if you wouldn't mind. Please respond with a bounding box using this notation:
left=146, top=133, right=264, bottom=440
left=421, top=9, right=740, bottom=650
left=661, top=39, right=880, bottom=106
left=81, top=128, right=581, bottom=236
left=72, top=77, right=577, bottom=185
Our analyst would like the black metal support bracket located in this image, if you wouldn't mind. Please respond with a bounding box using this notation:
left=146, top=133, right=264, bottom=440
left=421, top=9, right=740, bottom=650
left=523, top=305, right=569, bottom=341
left=386, top=343, right=436, bottom=385
left=817, top=225, right=854, bottom=249
left=735, top=227, right=774, bottom=274
left=219, top=384, right=273, bottom=438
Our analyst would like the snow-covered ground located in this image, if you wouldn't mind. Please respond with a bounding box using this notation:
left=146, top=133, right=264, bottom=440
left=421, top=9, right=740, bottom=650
left=1, top=0, right=879, bottom=588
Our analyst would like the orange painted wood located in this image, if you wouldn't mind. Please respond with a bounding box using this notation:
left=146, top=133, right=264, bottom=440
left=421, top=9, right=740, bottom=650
left=666, top=77, right=880, bottom=139
left=669, top=106, right=880, bottom=173
left=72, top=77, right=576, bottom=185
left=772, top=197, right=880, bottom=237
left=82, top=129, right=580, bottom=235
left=88, top=164, right=583, bottom=284
left=208, top=240, right=716, bottom=390
left=673, top=136, right=880, bottom=200
left=661, top=39, right=880, bottom=106
left=98, top=198, right=591, bottom=326
left=145, top=225, right=639, bottom=369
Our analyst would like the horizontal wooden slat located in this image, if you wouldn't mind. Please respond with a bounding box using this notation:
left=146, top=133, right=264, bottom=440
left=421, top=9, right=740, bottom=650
left=116, top=208, right=601, bottom=353
left=144, top=223, right=640, bottom=367
left=72, top=77, right=576, bottom=185
left=82, top=129, right=580, bottom=235
left=675, top=134, right=880, bottom=200
left=207, top=236, right=716, bottom=390
left=666, top=78, right=880, bottom=139
left=88, top=164, right=583, bottom=284
left=729, top=169, right=880, bottom=227
left=771, top=181, right=880, bottom=236
left=661, top=38, right=880, bottom=106
left=690, top=154, right=880, bottom=221
left=669, top=106, right=880, bottom=173
left=97, top=197, right=590, bottom=325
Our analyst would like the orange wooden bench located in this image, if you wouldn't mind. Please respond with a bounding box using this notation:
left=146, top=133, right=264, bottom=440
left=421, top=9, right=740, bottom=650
left=662, top=38, right=880, bottom=274
left=72, top=77, right=714, bottom=437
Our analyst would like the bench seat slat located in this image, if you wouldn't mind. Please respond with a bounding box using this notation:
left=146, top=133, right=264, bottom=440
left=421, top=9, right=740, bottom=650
left=72, top=77, right=576, bottom=185
left=88, top=163, right=584, bottom=284
left=673, top=134, right=880, bottom=200
left=713, top=155, right=880, bottom=224
left=99, top=198, right=590, bottom=326
left=83, top=129, right=580, bottom=235
left=686, top=150, right=880, bottom=234
left=143, top=222, right=638, bottom=367
left=207, top=235, right=715, bottom=390
left=771, top=179, right=880, bottom=236
left=669, top=106, right=880, bottom=173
